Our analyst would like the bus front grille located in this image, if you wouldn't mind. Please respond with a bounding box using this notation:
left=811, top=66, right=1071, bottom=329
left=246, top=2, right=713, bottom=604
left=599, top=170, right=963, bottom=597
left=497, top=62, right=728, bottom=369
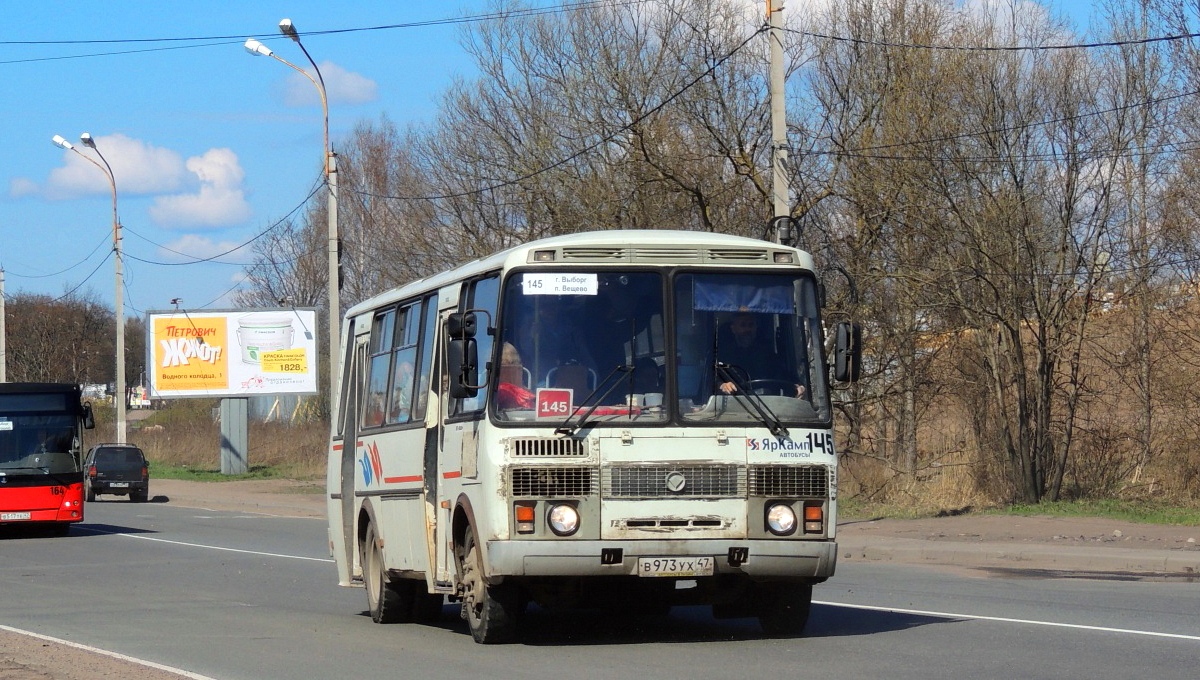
left=603, top=464, right=744, bottom=499
left=508, top=437, right=587, bottom=457
left=510, top=466, right=597, bottom=497
left=749, top=465, right=829, bottom=498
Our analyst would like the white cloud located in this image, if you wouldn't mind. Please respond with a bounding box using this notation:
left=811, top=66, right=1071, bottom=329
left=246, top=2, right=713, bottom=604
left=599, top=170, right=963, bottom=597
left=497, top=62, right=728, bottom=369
left=160, top=233, right=253, bottom=264
left=9, top=177, right=38, bottom=198
left=44, top=134, right=185, bottom=199
left=149, top=148, right=253, bottom=229
left=284, top=61, right=377, bottom=107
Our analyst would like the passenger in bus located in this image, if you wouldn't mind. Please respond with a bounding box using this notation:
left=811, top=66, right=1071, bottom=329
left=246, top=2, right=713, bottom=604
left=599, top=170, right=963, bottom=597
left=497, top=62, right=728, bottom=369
left=716, top=312, right=806, bottom=398
left=387, top=360, right=415, bottom=424
left=496, top=342, right=535, bottom=410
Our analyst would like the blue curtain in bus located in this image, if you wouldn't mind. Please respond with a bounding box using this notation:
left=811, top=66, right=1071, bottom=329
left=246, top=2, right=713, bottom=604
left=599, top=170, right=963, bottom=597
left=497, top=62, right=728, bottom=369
left=692, top=280, right=794, bottom=314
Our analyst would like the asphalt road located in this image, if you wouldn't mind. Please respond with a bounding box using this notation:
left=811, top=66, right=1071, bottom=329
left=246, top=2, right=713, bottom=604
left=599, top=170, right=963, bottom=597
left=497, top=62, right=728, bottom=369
left=2, top=499, right=1198, bottom=680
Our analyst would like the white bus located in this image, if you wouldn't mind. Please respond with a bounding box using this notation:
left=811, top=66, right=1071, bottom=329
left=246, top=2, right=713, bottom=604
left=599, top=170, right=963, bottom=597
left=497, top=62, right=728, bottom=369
left=326, top=229, right=860, bottom=643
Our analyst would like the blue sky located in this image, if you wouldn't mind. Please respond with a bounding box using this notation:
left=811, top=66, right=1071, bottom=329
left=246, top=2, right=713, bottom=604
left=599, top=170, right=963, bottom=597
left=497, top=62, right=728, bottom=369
left=1, top=1, right=1095, bottom=318
left=1, top=1, right=501, bottom=317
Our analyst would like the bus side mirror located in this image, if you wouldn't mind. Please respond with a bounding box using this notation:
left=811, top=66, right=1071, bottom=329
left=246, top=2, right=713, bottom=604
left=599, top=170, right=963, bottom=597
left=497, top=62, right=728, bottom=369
left=447, top=311, right=477, bottom=340
left=447, top=338, right=479, bottom=399
left=82, top=403, right=96, bottom=430
left=833, top=321, right=862, bottom=383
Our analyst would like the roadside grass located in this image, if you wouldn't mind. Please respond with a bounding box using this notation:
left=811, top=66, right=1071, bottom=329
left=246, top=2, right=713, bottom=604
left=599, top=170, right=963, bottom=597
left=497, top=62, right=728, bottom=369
left=995, top=500, right=1200, bottom=526
left=839, top=496, right=1200, bottom=525
left=150, top=463, right=291, bottom=482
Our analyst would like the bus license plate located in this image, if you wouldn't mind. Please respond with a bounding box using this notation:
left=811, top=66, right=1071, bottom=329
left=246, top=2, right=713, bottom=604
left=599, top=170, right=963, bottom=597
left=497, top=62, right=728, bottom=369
left=637, top=556, right=713, bottom=578
left=1, top=512, right=32, bottom=521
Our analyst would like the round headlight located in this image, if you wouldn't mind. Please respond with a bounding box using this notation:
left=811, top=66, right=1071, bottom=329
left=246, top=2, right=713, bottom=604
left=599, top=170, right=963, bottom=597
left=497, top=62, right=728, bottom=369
left=547, top=504, right=580, bottom=536
left=766, top=503, right=797, bottom=536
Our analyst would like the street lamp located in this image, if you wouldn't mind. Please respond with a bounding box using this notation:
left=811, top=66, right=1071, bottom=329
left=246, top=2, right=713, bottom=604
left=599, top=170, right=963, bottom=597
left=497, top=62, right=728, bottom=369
left=245, top=20, right=341, bottom=409
left=52, top=133, right=126, bottom=444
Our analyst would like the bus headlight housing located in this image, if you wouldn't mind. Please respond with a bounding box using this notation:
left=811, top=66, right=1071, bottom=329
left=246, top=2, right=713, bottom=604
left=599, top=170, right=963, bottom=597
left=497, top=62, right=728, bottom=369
left=766, top=503, right=797, bottom=536
left=547, top=504, right=580, bottom=536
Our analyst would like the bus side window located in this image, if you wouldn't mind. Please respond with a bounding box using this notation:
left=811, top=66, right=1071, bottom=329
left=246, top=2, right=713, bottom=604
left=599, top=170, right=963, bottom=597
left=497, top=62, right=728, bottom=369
left=362, top=308, right=396, bottom=429
left=413, top=296, right=438, bottom=418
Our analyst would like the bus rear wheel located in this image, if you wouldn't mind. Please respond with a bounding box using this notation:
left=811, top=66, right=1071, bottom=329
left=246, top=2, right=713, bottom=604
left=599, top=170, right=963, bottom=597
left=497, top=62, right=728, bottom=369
left=458, top=525, right=520, bottom=644
left=363, top=523, right=413, bottom=623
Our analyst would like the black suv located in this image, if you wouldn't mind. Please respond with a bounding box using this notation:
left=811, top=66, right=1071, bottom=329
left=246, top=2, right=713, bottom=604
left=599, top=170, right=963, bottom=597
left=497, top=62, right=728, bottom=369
left=83, top=444, right=149, bottom=502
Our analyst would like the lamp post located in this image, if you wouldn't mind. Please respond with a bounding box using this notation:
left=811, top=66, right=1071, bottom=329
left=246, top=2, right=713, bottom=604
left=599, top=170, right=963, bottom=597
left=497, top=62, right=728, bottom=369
left=52, top=133, right=126, bottom=443
left=245, top=20, right=341, bottom=409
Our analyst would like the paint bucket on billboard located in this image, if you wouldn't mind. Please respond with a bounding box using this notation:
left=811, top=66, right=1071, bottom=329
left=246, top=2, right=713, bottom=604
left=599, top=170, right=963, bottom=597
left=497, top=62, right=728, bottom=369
left=236, top=314, right=295, bottom=364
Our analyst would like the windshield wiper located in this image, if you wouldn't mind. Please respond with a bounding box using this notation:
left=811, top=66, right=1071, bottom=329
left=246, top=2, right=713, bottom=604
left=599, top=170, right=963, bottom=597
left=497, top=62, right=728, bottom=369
left=716, top=362, right=789, bottom=438
left=555, top=364, right=633, bottom=436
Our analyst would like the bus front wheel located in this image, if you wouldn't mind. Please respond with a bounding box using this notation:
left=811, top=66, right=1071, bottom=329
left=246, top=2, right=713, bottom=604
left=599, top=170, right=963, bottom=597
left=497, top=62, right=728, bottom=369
left=458, top=525, right=521, bottom=644
left=756, top=582, right=813, bottom=636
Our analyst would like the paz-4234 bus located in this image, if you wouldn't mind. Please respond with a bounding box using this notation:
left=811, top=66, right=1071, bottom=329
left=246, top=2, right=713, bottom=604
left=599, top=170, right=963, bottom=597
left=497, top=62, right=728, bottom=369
left=0, top=383, right=95, bottom=535
left=326, top=230, right=861, bottom=643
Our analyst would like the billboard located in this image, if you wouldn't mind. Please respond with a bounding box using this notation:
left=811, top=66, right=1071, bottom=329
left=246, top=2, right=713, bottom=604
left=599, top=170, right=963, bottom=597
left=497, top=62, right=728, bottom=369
left=147, top=309, right=319, bottom=398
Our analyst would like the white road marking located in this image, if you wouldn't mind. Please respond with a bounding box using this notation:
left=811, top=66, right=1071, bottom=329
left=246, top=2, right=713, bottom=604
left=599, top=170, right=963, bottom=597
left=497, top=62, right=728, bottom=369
left=819, top=600, right=1200, bottom=641
left=73, top=525, right=333, bottom=562
left=0, top=624, right=220, bottom=680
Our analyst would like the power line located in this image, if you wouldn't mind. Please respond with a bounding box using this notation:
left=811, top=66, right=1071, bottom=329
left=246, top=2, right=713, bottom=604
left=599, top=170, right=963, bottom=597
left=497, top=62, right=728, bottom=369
left=0, top=1, right=653, bottom=65
left=122, top=179, right=323, bottom=267
left=43, top=251, right=114, bottom=306
left=812, top=86, right=1197, bottom=161
left=788, top=26, right=1200, bottom=52
left=340, top=23, right=770, bottom=203
left=2, top=234, right=110, bottom=280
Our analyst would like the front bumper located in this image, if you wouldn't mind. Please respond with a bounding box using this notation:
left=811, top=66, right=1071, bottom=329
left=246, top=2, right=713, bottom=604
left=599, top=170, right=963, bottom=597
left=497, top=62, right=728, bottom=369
left=486, top=538, right=836, bottom=579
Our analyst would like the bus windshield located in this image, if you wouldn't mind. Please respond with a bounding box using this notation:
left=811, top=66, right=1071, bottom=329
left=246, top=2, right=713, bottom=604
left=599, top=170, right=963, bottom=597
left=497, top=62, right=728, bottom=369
left=495, top=271, right=666, bottom=424
left=674, top=272, right=829, bottom=425
left=493, top=269, right=829, bottom=425
left=0, top=414, right=81, bottom=475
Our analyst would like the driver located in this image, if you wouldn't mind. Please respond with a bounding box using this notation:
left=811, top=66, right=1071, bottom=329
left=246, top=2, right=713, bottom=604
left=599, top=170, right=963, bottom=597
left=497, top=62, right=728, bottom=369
left=717, top=312, right=805, bottom=398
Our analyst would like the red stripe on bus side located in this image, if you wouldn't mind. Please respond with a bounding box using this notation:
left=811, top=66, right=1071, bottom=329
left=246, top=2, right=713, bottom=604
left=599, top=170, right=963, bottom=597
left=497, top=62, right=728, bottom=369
left=383, top=475, right=423, bottom=484
left=442, top=471, right=462, bottom=479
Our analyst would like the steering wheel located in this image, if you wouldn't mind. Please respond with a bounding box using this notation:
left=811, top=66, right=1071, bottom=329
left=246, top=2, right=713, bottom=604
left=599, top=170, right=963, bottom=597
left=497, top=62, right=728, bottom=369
left=747, top=379, right=796, bottom=396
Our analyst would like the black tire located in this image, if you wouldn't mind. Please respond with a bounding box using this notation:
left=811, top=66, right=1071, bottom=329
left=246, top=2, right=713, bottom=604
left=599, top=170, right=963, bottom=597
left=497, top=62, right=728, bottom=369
left=412, top=591, right=445, bottom=623
left=85, top=481, right=96, bottom=503
left=130, top=489, right=147, bottom=503
left=363, top=523, right=414, bottom=623
left=756, top=583, right=813, bottom=636
left=458, top=525, right=521, bottom=644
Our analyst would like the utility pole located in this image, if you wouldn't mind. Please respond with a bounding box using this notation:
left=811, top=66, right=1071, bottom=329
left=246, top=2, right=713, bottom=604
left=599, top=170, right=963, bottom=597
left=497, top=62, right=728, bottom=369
left=327, top=150, right=340, bottom=407
left=0, top=268, right=6, bottom=383
left=768, top=0, right=791, bottom=244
